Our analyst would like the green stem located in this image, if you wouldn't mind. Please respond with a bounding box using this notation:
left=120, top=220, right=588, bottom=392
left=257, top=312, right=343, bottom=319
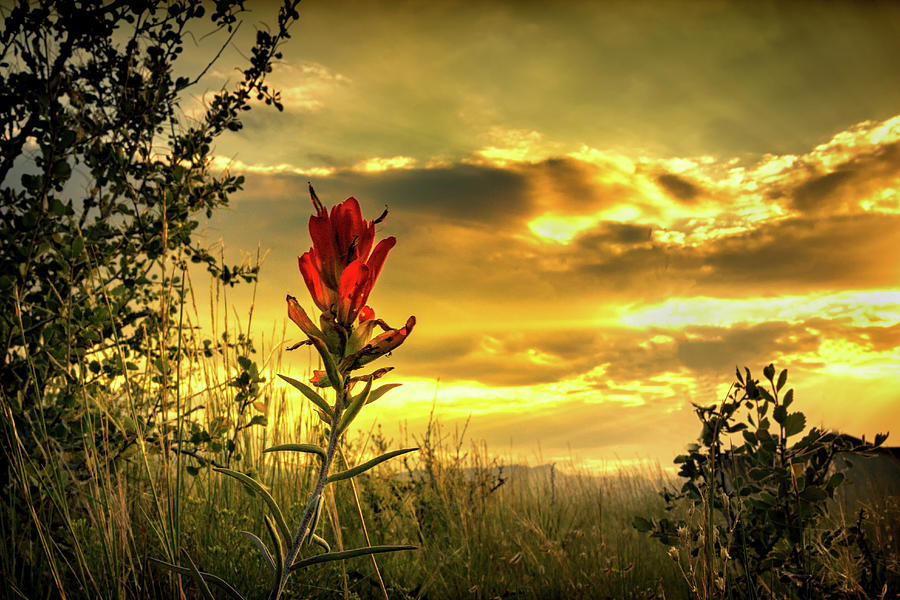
left=271, top=386, right=346, bottom=600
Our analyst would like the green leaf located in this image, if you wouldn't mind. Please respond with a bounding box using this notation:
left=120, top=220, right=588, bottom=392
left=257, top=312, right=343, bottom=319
left=827, top=472, right=845, bottom=491
left=48, top=196, right=67, bottom=217
left=239, top=531, right=276, bottom=577
left=365, top=383, right=402, bottom=405
left=278, top=374, right=333, bottom=418
left=757, top=491, right=777, bottom=506
left=263, top=443, right=326, bottom=462
left=776, top=369, right=788, bottom=392
left=800, top=486, right=827, bottom=502
left=305, top=495, right=324, bottom=545
left=183, top=550, right=217, bottom=600
left=290, top=545, right=417, bottom=572
left=328, top=447, right=419, bottom=483
left=784, top=412, right=806, bottom=437
left=149, top=557, right=246, bottom=600
left=249, top=414, right=267, bottom=427
left=264, top=514, right=285, bottom=579
left=51, top=158, right=71, bottom=180
left=763, top=363, right=775, bottom=382
left=71, top=236, right=84, bottom=256
left=308, top=336, right=343, bottom=391
left=783, top=388, right=794, bottom=408
left=311, top=534, right=330, bottom=552
left=336, top=377, right=373, bottom=435
left=632, top=516, right=653, bottom=532
left=748, top=467, right=768, bottom=481
left=213, top=467, right=291, bottom=543
left=773, top=404, right=787, bottom=425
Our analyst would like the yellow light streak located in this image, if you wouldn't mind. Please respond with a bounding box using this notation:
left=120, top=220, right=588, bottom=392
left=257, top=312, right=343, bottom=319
left=352, top=155, right=416, bottom=173
left=620, top=290, right=900, bottom=329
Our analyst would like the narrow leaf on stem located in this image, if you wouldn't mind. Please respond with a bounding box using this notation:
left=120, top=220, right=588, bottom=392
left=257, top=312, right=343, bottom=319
left=308, top=336, right=343, bottom=391
left=327, top=447, right=419, bottom=483
left=365, top=383, right=402, bottom=406
left=336, top=377, right=373, bottom=435
left=311, top=534, right=331, bottom=552
left=240, top=530, right=276, bottom=576
left=264, top=514, right=285, bottom=579
left=278, top=374, right=333, bottom=418
left=213, top=467, right=292, bottom=543
left=290, top=545, right=417, bottom=572
left=149, top=557, right=247, bottom=600
left=263, top=443, right=327, bottom=462
left=308, top=495, right=324, bottom=544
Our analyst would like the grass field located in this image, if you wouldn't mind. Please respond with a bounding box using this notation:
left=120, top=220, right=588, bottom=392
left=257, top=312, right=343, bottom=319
left=2, top=272, right=897, bottom=600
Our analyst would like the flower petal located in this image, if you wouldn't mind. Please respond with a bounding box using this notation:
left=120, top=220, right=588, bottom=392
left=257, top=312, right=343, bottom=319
left=309, top=183, right=327, bottom=217
left=356, top=221, right=375, bottom=264
left=310, top=369, right=330, bottom=387
left=358, top=306, right=375, bottom=323
left=331, top=197, right=365, bottom=264
left=287, top=295, right=325, bottom=340
left=298, top=253, right=331, bottom=312
left=337, top=260, right=369, bottom=324
left=365, top=237, right=396, bottom=289
left=308, top=216, right=338, bottom=288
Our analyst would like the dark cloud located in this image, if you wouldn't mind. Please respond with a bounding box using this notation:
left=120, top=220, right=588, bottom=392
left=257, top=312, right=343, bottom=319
left=656, top=172, right=703, bottom=202
left=306, top=153, right=341, bottom=166
left=695, top=214, right=900, bottom=292
left=675, top=322, right=820, bottom=375
left=521, top=158, right=616, bottom=212
left=789, top=141, right=900, bottom=214
left=564, top=213, right=900, bottom=299
left=578, top=222, right=654, bottom=249
left=325, top=164, right=534, bottom=227
left=388, top=308, right=897, bottom=392
left=396, top=329, right=602, bottom=387
left=804, top=319, right=900, bottom=353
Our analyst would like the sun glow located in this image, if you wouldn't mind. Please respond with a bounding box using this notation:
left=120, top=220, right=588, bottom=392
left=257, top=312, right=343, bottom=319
left=527, top=213, right=600, bottom=243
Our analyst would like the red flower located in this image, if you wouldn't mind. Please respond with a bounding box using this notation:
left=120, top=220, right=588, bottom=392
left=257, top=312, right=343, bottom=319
left=298, top=188, right=394, bottom=326
left=288, top=187, right=415, bottom=383
left=342, top=316, right=416, bottom=370
left=309, top=370, right=329, bottom=387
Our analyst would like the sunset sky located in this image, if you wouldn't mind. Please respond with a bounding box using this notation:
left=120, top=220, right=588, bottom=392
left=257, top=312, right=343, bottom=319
left=188, top=0, right=900, bottom=468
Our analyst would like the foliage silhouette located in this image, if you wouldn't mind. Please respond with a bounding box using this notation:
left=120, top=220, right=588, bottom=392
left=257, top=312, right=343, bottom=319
left=0, top=0, right=300, bottom=477
left=634, top=363, right=891, bottom=599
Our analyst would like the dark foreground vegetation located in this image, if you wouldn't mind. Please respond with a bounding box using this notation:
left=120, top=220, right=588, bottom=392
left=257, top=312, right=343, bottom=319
left=3, top=351, right=899, bottom=599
